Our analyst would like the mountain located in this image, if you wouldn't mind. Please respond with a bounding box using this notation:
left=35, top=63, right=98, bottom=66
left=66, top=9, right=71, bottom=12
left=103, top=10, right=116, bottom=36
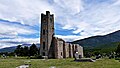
left=0, top=43, right=40, bottom=52
left=0, top=46, right=17, bottom=53
left=93, top=42, right=119, bottom=53
left=72, top=30, right=120, bottom=52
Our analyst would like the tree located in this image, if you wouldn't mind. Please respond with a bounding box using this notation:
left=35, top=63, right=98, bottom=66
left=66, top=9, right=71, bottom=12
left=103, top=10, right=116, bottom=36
left=116, top=43, right=120, bottom=55
left=14, top=45, right=22, bottom=56
left=29, top=43, right=38, bottom=56
left=23, top=46, right=29, bottom=56
left=14, top=45, right=29, bottom=56
left=14, top=44, right=38, bottom=56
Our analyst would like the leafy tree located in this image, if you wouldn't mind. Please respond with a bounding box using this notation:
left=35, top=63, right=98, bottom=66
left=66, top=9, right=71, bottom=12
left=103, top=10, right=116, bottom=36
left=14, top=45, right=29, bottom=56
left=14, top=43, right=38, bottom=56
left=23, top=46, right=29, bottom=56
left=29, top=43, right=38, bottom=56
left=14, top=45, right=22, bottom=56
left=116, top=43, right=120, bottom=54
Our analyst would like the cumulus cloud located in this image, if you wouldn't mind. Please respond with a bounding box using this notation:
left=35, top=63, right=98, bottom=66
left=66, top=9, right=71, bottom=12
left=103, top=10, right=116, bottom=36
left=54, top=0, right=120, bottom=41
left=55, top=35, right=89, bottom=42
left=0, top=20, right=39, bottom=48
left=0, top=0, right=54, bottom=26
left=53, top=0, right=83, bottom=14
left=0, top=37, right=40, bottom=44
left=0, top=20, right=37, bottom=38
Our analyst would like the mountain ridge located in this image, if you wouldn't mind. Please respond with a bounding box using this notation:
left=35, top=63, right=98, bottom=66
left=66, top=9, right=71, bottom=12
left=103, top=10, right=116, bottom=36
left=72, top=30, right=120, bottom=47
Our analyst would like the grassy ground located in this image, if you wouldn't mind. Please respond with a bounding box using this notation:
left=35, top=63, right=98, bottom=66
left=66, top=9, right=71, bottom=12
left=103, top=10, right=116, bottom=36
left=0, top=57, right=120, bottom=68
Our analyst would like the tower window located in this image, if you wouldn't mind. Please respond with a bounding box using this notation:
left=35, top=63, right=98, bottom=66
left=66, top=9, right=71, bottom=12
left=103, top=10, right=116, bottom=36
left=61, top=52, right=62, bottom=56
left=43, top=30, right=45, bottom=35
left=43, top=52, right=45, bottom=56
left=43, top=42, right=45, bottom=50
left=50, top=18, right=52, bottom=22
left=43, top=18, right=46, bottom=23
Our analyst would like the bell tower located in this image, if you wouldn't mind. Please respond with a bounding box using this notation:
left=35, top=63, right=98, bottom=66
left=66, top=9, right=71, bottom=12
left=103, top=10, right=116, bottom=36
left=40, top=11, right=54, bottom=57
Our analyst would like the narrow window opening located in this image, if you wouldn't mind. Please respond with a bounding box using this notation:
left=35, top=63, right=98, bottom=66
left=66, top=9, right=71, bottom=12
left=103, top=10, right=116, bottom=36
left=61, top=52, right=62, bottom=56
left=43, top=30, right=45, bottom=35
left=43, top=52, right=45, bottom=56
left=43, top=42, right=45, bottom=50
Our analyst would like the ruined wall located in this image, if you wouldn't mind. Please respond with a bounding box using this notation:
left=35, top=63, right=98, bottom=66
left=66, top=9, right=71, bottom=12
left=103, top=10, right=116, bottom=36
left=77, top=44, right=84, bottom=57
left=53, top=37, right=58, bottom=59
left=72, top=44, right=76, bottom=58
left=69, top=43, right=73, bottom=58
left=58, top=40, right=64, bottom=58
left=63, top=43, right=69, bottom=58
left=54, top=38, right=64, bottom=59
left=68, top=44, right=84, bottom=58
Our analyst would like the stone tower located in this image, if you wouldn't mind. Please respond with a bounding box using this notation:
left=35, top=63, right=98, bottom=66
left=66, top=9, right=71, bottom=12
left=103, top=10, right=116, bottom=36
left=40, top=11, right=54, bottom=58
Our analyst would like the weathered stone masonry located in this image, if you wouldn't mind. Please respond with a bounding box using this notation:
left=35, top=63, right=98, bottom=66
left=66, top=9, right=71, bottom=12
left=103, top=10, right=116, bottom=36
left=40, top=11, right=83, bottom=59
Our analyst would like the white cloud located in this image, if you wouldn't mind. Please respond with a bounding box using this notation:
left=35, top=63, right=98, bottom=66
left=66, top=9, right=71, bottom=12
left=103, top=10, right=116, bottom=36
left=0, top=0, right=54, bottom=26
left=112, top=0, right=120, bottom=5
left=0, top=37, right=39, bottom=44
left=0, top=21, right=37, bottom=38
left=54, top=0, right=120, bottom=41
left=52, top=0, right=83, bottom=25
left=0, top=20, right=38, bottom=49
left=55, top=35, right=90, bottom=42
left=53, top=0, right=83, bottom=15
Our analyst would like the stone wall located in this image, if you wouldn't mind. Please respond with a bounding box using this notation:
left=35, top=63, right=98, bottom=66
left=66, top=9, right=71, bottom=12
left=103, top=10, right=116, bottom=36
left=54, top=37, right=64, bottom=59
left=69, top=44, right=84, bottom=58
left=77, top=44, right=84, bottom=57
left=69, top=43, right=73, bottom=58
left=63, top=43, right=69, bottom=58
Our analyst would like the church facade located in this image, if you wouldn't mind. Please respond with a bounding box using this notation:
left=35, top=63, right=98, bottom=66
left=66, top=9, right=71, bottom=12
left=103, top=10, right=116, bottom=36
left=40, top=11, right=83, bottom=59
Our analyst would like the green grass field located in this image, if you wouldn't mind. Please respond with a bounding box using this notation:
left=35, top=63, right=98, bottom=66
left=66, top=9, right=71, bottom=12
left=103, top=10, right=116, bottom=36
left=0, top=57, right=120, bottom=68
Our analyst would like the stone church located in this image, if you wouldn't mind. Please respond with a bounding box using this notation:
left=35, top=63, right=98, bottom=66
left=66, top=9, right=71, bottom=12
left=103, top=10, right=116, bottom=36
left=40, top=11, right=83, bottom=59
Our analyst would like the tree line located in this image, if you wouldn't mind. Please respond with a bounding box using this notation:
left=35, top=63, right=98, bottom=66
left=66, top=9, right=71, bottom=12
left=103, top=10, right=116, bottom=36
left=14, top=43, right=39, bottom=56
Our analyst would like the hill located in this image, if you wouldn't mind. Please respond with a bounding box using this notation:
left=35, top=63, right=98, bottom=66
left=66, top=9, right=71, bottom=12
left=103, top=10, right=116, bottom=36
left=86, top=42, right=119, bottom=53
left=72, top=30, right=120, bottom=53
left=0, top=46, right=17, bottom=53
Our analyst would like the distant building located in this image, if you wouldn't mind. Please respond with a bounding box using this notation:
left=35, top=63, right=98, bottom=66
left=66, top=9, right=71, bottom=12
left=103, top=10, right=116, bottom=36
left=40, top=11, right=83, bottom=59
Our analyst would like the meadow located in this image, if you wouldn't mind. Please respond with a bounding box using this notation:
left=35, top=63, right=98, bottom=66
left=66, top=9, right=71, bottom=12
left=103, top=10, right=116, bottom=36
left=0, top=57, right=120, bottom=68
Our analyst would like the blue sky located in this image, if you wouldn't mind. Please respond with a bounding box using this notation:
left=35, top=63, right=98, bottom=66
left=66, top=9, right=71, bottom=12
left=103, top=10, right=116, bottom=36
left=0, top=0, right=120, bottom=48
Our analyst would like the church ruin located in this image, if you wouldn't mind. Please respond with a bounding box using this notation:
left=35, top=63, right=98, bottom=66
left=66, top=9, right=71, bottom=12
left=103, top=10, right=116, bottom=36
left=40, top=11, right=83, bottom=59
